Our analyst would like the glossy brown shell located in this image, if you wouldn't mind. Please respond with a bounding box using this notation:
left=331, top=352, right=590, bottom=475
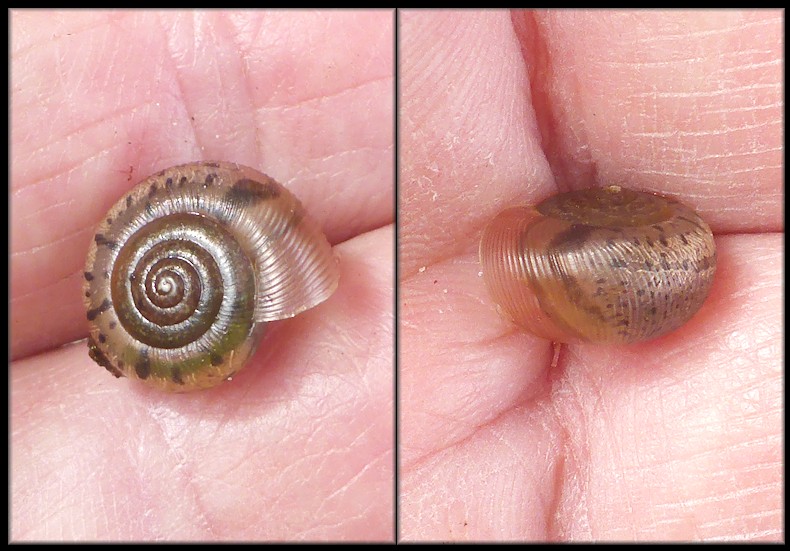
left=479, top=186, right=716, bottom=344
left=83, top=161, right=339, bottom=391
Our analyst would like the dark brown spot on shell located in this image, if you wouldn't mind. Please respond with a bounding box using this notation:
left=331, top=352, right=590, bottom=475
left=548, top=224, right=596, bottom=251
left=86, top=299, right=112, bottom=321
left=135, top=352, right=150, bottom=380
left=677, top=215, right=704, bottom=231
left=226, top=178, right=281, bottom=205
left=84, top=271, right=94, bottom=281
left=165, top=177, right=174, bottom=189
left=171, top=367, right=184, bottom=385
left=94, top=234, right=117, bottom=249
left=98, top=333, right=107, bottom=344
left=126, top=195, right=133, bottom=208
left=88, top=336, right=122, bottom=378
left=210, top=353, right=223, bottom=366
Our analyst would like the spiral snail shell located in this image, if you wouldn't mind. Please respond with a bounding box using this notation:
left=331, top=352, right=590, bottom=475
left=83, top=161, right=339, bottom=391
left=479, top=186, right=716, bottom=344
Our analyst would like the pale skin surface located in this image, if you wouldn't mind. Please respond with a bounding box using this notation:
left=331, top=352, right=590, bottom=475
left=11, top=11, right=394, bottom=542
left=400, top=10, right=782, bottom=542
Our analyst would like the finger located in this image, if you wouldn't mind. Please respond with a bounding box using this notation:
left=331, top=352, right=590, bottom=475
left=11, top=10, right=393, bottom=360
left=11, top=225, right=394, bottom=541
left=513, top=10, right=782, bottom=232
left=400, top=9, right=554, bottom=276
left=399, top=10, right=554, bottom=469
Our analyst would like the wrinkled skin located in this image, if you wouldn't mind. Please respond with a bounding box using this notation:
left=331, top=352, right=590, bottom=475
left=399, top=10, right=782, bottom=542
left=11, top=8, right=784, bottom=544
left=11, top=10, right=394, bottom=542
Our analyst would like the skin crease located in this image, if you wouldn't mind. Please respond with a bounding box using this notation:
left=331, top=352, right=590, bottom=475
left=400, top=10, right=782, bottom=543
left=10, top=10, right=393, bottom=542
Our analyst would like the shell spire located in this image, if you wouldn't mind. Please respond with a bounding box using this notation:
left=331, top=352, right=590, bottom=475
left=83, top=161, right=339, bottom=391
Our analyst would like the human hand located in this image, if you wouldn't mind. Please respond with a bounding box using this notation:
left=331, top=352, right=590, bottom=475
left=11, top=10, right=394, bottom=542
left=399, top=10, right=782, bottom=542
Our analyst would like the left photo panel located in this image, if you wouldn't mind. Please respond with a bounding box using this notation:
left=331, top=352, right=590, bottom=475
left=10, top=9, right=395, bottom=542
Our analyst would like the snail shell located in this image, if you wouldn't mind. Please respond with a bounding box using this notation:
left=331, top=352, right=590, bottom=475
left=83, top=161, right=339, bottom=391
left=479, top=186, right=716, bottom=344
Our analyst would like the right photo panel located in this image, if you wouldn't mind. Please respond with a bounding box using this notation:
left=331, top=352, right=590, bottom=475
left=398, top=9, right=783, bottom=543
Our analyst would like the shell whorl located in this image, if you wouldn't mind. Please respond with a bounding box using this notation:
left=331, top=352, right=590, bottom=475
left=83, top=161, right=339, bottom=391
left=479, top=186, right=716, bottom=344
